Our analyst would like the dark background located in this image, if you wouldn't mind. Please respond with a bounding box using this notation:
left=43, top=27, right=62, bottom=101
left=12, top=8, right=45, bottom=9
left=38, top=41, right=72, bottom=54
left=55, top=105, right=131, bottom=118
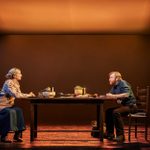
left=0, top=34, right=150, bottom=124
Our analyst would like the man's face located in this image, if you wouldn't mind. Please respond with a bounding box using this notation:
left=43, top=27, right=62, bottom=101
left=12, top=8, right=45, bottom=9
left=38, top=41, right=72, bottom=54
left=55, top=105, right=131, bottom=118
left=109, top=73, right=117, bottom=85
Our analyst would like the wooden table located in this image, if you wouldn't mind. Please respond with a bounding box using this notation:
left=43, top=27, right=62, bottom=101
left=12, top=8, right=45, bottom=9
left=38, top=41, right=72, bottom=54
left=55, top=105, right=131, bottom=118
left=26, top=96, right=109, bottom=142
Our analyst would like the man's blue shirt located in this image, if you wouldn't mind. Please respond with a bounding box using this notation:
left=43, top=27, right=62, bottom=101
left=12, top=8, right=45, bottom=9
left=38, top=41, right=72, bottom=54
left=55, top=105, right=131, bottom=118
left=110, top=80, right=136, bottom=105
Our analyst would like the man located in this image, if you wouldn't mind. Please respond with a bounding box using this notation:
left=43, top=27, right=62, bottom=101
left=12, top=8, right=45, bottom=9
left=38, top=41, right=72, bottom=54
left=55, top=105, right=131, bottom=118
left=104, top=71, right=137, bottom=142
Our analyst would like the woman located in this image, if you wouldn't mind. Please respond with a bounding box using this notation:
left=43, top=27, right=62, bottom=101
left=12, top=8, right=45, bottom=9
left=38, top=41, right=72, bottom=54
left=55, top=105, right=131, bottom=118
left=0, top=67, right=35, bottom=143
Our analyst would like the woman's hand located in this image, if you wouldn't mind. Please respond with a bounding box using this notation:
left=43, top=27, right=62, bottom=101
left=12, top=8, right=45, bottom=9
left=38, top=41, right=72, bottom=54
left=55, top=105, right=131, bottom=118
left=29, top=92, right=36, bottom=97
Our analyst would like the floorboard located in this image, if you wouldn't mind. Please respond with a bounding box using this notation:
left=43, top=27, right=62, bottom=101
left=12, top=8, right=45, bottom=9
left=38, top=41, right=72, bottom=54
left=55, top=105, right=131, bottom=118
left=0, top=125, right=150, bottom=149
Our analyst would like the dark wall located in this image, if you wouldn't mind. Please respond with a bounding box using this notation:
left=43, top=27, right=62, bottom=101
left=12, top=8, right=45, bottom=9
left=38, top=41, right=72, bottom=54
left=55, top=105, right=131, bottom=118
left=0, top=35, right=150, bottom=124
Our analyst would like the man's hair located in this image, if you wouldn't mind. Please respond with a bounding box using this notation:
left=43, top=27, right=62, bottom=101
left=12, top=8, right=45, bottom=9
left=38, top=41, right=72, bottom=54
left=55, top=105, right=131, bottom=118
left=109, top=71, right=122, bottom=80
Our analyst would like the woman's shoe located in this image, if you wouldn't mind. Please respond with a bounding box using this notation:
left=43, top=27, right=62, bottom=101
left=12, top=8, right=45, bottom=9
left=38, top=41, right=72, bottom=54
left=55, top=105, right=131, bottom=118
left=13, top=137, right=23, bottom=142
left=13, top=131, right=23, bottom=142
left=1, top=137, right=12, bottom=143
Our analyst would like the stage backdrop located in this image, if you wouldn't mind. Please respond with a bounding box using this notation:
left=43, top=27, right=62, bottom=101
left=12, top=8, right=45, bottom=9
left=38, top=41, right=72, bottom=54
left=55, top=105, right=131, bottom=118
left=0, top=35, right=150, bottom=124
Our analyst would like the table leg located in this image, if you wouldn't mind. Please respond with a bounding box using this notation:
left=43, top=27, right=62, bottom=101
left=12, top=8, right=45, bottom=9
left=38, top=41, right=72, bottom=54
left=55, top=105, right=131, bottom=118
left=96, top=104, right=102, bottom=141
left=34, top=104, right=37, bottom=138
left=30, top=104, right=34, bottom=141
left=100, top=103, right=104, bottom=141
left=96, top=104, right=100, bottom=129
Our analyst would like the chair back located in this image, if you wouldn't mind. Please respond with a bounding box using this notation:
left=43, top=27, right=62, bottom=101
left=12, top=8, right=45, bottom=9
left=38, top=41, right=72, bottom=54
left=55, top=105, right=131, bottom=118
left=136, top=86, right=150, bottom=116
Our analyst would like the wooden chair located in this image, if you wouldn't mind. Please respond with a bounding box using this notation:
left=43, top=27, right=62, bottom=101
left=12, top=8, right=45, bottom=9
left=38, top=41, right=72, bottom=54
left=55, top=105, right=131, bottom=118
left=0, top=97, right=22, bottom=139
left=128, top=86, right=150, bottom=141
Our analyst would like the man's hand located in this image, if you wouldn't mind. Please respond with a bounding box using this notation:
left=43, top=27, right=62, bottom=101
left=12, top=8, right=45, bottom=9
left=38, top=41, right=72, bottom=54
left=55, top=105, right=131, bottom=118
left=106, top=93, right=117, bottom=99
left=106, top=92, right=129, bottom=99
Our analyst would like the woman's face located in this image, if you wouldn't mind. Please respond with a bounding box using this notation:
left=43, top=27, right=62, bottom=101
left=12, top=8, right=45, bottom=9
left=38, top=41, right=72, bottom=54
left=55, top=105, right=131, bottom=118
left=13, top=69, right=22, bottom=80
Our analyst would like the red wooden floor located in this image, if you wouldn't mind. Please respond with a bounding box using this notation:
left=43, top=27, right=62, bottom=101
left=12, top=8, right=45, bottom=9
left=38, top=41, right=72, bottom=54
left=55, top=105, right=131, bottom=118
left=0, top=125, right=150, bottom=149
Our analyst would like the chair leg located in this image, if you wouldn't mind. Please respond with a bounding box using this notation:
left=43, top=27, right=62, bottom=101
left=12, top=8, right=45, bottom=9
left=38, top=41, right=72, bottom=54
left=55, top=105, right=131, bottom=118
left=128, top=116, right=131, bottom=141
left=135, top=118, right=137, bottom=138
left=145, top=117, right=148, bottom=141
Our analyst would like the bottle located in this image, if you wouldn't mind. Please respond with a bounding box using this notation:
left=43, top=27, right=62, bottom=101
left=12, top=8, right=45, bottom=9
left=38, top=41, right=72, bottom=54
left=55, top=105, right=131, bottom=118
left=83, top=87, right=86, bottom=95
left=51, top=87, right=54, bottom=92
left=51, top=87, right=56, bottom=97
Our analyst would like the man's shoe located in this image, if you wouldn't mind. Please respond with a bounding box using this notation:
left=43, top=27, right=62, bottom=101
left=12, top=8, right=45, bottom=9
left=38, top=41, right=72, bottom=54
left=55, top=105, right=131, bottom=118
left=104, top=132, right=115, bottom=140
left=13, top=137, right=23, bottom=142
left=91, top=127, right=100, bottom=138
left=1, top=137, right=12, bottom=143
left=113, top=135, right=125, bottom=142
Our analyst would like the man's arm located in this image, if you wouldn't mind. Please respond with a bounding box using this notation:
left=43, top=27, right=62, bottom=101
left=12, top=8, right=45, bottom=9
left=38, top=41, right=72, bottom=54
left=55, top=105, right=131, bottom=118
left=106, top=93, right=129, bottom=99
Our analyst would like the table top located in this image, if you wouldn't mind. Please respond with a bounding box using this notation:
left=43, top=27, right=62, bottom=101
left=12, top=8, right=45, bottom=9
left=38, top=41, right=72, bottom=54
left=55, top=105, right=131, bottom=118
left=16, top=95, right=117, bottom=104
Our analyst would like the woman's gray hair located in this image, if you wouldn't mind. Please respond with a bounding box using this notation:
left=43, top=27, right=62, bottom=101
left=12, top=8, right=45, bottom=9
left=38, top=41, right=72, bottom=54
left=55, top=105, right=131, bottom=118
left=5, top=67, right=20, bottom=79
